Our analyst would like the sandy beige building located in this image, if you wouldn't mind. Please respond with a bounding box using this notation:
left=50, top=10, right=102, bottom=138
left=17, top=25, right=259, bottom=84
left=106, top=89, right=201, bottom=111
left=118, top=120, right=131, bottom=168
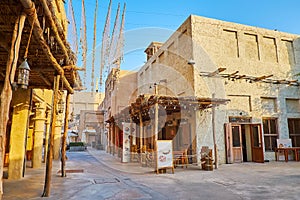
left=101, top=68, right=138, bottom=155
left=68, top=91, right=104, bottom=146
left=137, top=15, right=300, bottom=164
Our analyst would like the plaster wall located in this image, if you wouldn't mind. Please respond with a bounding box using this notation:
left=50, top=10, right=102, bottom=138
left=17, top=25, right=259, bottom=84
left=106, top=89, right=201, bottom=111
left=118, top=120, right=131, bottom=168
left=137, top=15, right=300, bottom=164
left=190, top=15, right=300, bottom=162
left=138, top=17, right=195, bottom=97
left=69, top=92, right=103, bottom=116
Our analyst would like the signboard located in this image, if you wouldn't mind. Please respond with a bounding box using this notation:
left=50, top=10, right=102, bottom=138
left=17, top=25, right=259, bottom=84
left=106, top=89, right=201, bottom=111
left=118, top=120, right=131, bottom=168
left=122, top=123, right=131, bottom=163
left=277, top=139, right=292, bottom=148
left=156, top=140, right=173, bottom=170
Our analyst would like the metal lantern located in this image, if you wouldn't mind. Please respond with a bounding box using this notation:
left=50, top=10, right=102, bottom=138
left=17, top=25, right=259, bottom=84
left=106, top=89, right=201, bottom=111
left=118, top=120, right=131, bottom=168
left=17, top=59, right=31, bottom=89
left=57, top=98, right=65, bottom=114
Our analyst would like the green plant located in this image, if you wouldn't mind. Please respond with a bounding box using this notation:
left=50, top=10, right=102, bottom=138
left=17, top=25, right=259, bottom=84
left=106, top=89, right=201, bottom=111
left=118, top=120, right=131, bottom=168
left=69, top=142, right=86, bottom=147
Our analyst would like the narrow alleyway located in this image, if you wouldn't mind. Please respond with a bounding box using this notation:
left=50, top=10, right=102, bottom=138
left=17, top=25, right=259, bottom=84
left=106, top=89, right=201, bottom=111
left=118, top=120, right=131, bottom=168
left=4, top=149, right=300, bottom=199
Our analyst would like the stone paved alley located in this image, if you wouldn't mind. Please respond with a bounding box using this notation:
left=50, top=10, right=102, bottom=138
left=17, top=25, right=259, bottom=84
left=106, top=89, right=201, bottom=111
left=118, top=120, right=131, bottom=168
left=3, top=149, right=300, bottom=200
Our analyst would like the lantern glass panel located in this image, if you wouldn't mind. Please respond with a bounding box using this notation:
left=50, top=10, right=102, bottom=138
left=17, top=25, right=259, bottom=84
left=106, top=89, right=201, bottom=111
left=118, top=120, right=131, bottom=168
left=17, top=68, right=30, bottom=89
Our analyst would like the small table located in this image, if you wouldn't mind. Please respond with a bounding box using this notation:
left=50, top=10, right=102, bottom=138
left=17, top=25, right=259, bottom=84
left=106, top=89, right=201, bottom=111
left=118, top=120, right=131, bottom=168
left=274, top=147, right=300, bottom=162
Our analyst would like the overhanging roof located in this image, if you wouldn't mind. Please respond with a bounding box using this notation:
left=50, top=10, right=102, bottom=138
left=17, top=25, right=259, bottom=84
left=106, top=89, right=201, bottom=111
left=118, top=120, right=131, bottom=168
left=0, top=1, right=82, bottom=93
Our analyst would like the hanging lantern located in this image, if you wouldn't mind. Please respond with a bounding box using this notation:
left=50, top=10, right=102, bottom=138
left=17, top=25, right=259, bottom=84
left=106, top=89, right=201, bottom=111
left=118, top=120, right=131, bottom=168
left=17, top=58, right=31, bottom=89
left=57, top=98, right=65, bottom=114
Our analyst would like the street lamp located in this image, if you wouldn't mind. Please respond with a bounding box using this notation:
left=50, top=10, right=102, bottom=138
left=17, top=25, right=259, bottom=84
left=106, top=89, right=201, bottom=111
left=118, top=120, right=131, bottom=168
left=17, top=58, right=31, bottom=89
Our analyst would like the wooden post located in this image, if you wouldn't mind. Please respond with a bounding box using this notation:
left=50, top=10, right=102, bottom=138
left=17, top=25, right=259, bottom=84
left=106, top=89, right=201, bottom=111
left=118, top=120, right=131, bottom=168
left=43, top=110, right=51, bottom=163
left=212, top=93, right=218, bottom=169
left=0, top=13, right=26, bottom=199
left=107, top=122, right=110, bottom=153
left=61, top=92, right=70, bottom=177
left=42, top=75, right=60, bottom=197
left=154, top=85, right=159, bottom=172
left=139, top=112, right=143, bottom=163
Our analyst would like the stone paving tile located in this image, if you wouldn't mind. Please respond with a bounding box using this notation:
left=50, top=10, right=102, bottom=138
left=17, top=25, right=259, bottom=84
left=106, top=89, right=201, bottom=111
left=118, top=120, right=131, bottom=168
left=3, top=149, right=300, bottom=200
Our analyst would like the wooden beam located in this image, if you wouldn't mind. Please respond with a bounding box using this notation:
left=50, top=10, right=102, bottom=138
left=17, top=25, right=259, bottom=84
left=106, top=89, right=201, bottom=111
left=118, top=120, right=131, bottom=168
left=61, top=92, right=70, bottom=177
left=63, top=65, right=84, bottom=71
left=207, top=67, right=227, bottom=77
left=39, top=0, right=69, bottom=62
left=20, top=0, right=74, bottom=94
left=0, top=13, right=27, bottom=198
left=38, top=72, right=52, bottom=86
left=0, top=32, right=10, bottom=51
left=235, top=75, right=246, bottom=79
left=229, top=71, right=239, bottom=77
left=254, top=75, right=273, bottom=81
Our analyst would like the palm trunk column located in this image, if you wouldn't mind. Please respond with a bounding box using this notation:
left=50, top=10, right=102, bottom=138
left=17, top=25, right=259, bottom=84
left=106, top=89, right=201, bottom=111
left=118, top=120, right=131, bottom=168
left=32, top=102, right=46, bottom=168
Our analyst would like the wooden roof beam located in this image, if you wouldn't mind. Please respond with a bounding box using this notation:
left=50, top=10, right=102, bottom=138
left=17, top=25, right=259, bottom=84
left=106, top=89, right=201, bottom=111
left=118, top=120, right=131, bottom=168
left=0, top=32, right=10, bottom=51
left=63, top=65, right=84, bottom=71
left=20, top=0, right=74, bottom=94
left=38, top=72, right=52, bottom=87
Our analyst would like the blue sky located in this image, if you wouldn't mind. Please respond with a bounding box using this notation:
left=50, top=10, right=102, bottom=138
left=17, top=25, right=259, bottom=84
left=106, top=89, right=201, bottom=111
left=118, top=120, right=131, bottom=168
left=69, top=0, right=300, bottom=91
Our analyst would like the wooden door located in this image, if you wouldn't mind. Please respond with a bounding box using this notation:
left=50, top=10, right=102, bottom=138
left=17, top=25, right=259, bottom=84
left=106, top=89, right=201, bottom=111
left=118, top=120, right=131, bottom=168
left=225, top=123, right=243, bottom=163
left=251, top=124, right=264, bottom=163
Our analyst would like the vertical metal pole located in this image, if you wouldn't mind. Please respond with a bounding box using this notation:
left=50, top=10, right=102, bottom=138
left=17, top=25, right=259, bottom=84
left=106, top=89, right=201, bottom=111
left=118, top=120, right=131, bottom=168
left=154, top=84, right=158, bottom=172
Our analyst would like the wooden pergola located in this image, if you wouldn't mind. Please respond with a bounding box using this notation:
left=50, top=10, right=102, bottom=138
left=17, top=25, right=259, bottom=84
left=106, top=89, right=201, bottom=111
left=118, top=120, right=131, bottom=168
left=130, top=94, right=229, bottom=122
left=106, top=94, right=229, bottom=168
left=0, top=1, right=81, bottom=198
